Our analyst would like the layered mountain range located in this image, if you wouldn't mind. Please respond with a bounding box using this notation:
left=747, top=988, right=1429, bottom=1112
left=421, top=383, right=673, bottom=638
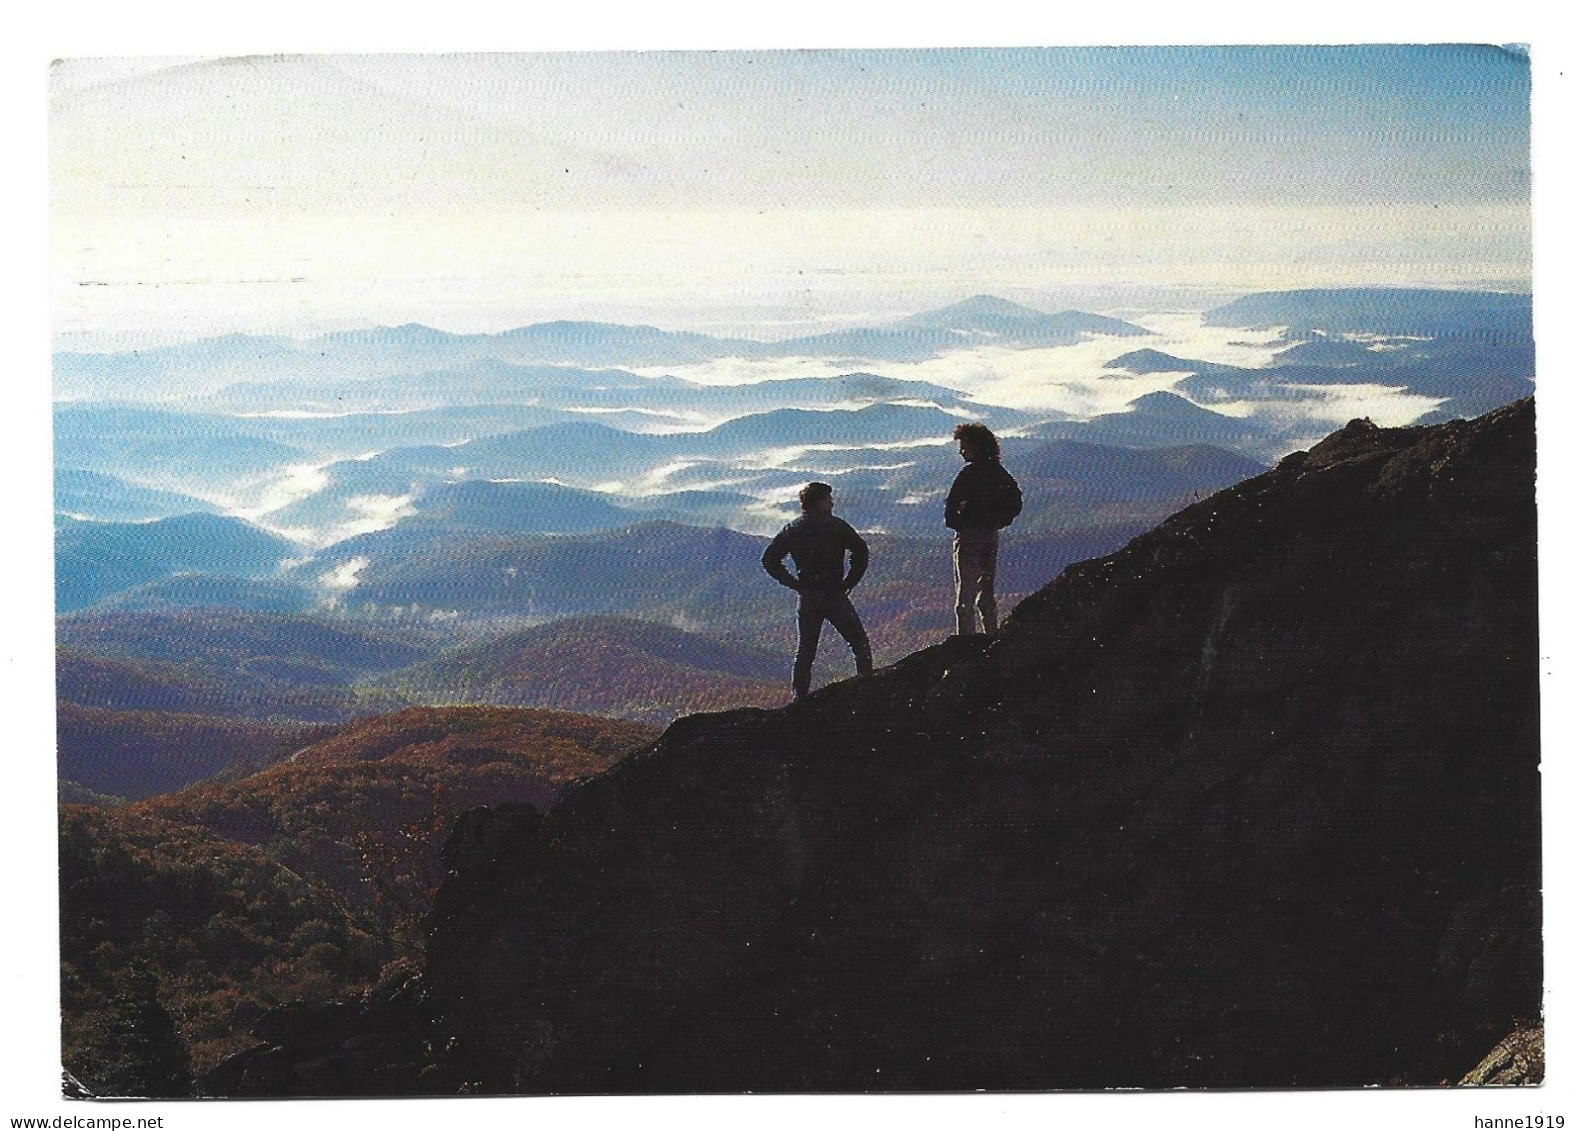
left=54, top=288, right=1536, bottom=810
left=55, top=296, right=1153, bottom=402
left=198, top=398, right=1538, bottom=1095
left=54, top=290, right=1530, bottom=541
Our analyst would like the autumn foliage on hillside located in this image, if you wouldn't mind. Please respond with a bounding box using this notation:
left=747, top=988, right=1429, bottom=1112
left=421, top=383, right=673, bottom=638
left=59, top=707, right=657, bottom=1092
left=60, top=806, right=385, bottom=1086
left=368, top=616, right=792, bottom=723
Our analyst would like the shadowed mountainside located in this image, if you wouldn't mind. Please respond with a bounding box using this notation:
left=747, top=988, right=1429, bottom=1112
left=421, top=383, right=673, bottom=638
left=55, top=468, right=220, bottom=524
left=209, top=399, right=1539, bottom=1095
left=56, top=611, right=440, bottom=722
left=60, top=707, right=659, bottom=1089
left=57, top=703, right=333, bottom=801
left=362, top=615, right=789, bottom=724
left=56, top=514, right=298, bottom=613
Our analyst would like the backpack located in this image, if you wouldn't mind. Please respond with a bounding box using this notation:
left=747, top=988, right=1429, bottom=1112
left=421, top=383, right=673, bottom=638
left=977, top=462, right=1023, bottom=528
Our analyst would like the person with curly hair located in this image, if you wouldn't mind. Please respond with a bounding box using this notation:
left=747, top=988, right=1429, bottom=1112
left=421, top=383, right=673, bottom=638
left=945, top=422, right=1021, bottom=636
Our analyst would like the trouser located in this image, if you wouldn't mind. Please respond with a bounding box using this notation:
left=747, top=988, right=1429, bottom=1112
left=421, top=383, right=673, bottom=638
left=794, top=586, right=873, bottom=699
left=953, top=528, right=999, bottom=635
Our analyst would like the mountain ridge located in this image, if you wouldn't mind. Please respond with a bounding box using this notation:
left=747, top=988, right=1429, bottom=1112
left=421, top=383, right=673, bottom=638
left=363, top=615, right=789, bottom=723
left=1204, top=287, right=1532, bottom=344
left=55, top=296, right=1158, bottom=400
left=56, top=514, right=300, bottom=613
left=210, top=399, right=1539, bottom=1094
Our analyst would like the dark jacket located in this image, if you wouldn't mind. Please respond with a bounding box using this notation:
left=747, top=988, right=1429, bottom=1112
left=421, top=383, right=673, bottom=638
left=762, top=513, right=869, bottom=591
left=945, top=458, right=1021, bottom=531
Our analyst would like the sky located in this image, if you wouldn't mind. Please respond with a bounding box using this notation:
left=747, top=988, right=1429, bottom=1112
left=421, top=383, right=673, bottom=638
left=50, top=45, right=1532, bottom=346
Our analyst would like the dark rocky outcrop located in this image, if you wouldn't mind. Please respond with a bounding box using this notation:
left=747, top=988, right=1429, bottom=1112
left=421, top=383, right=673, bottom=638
left=1459, top=1027, right=1544, bottom=1085
left=211, top=400, right=1540, bottom=1094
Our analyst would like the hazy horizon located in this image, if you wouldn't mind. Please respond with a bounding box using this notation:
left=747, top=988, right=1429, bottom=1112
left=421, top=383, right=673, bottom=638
left=52, top=278, right=1537, bottom=358
left=51, top=47, right=1531, bottom=349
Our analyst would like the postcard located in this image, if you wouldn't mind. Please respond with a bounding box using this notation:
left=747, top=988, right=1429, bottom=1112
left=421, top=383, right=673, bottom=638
left=41, top=43, right=1545, bottom=1116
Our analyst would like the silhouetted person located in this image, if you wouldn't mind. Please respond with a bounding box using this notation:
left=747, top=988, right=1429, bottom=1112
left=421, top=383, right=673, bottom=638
left=762, top=481, right=873, bottom=700
left=945, top=422, right=1021, bottom=636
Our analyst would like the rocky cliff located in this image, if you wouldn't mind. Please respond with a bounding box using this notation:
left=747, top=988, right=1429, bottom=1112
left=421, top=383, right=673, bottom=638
left=210, top=400, right=1540, bottom=1094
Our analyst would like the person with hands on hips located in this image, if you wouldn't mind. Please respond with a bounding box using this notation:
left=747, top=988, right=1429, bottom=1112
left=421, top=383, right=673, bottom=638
left=762, top=481, right=874, bottom=701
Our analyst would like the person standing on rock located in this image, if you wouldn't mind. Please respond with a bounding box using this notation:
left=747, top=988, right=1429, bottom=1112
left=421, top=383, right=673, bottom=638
left=945, top=422, right=1022, bottom=636
left=762, top=481, right=874, bottom=700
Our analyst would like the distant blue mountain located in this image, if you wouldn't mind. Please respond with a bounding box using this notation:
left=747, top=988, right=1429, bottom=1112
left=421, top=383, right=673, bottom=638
left=407, top=479, right=643, bottom=536
left=56, top=513, right=299, bottom=612
left=55, top=296, right=1155, bottom=404
left=769, top=296, right=1149, bottom=360
left=206, top=359, right=675, bottom=415
left=1111, top=297, right=1534, bottom=430
left=55, top=322, right=754, bottom=400
left=1106, top=349, right=1224, bottom=376
left=617, top=488, right=760, bottom=525
left=1163, top=347, right=1535, bottom=425
left=899, top=295, right=1150, bottom=340
left=309, top=323, right=464, bottom=351
left=52, top=289, right=1533, bottom=557
left=1028, top=392, right=1278, bottom=456
left=763, top=326, right=981, bottom=362
left=207, top=360, right=1033, bottom=433
left=263, top=421, right=666, bottom=536
left=53, top=333, right=302, bottom=399
left=1010, top=439, right=1264, bottom=503
left=898, top=294, right=1056, bottom=330
left=1271, top=336, right=1380, bottom=367
left=93, top=574, right=317, bottom=615
left=264, top=393, right=1246, bottom=544
left=55, top=403, right=309, bottom=491
left=1205, top=288, right=1532, bottom=345
left=260, top=457, right=425, bottom=536
left=489, top=320, right=768, bottom=366
left=214, top=402, right=583, bottom=454
left=55, top=468, right=219, bottom=522
left=450, top=420, right=668, bottom=478
left=692, top=403, right=963, bottom=455
left=341, top=404, right=966, bottom=491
